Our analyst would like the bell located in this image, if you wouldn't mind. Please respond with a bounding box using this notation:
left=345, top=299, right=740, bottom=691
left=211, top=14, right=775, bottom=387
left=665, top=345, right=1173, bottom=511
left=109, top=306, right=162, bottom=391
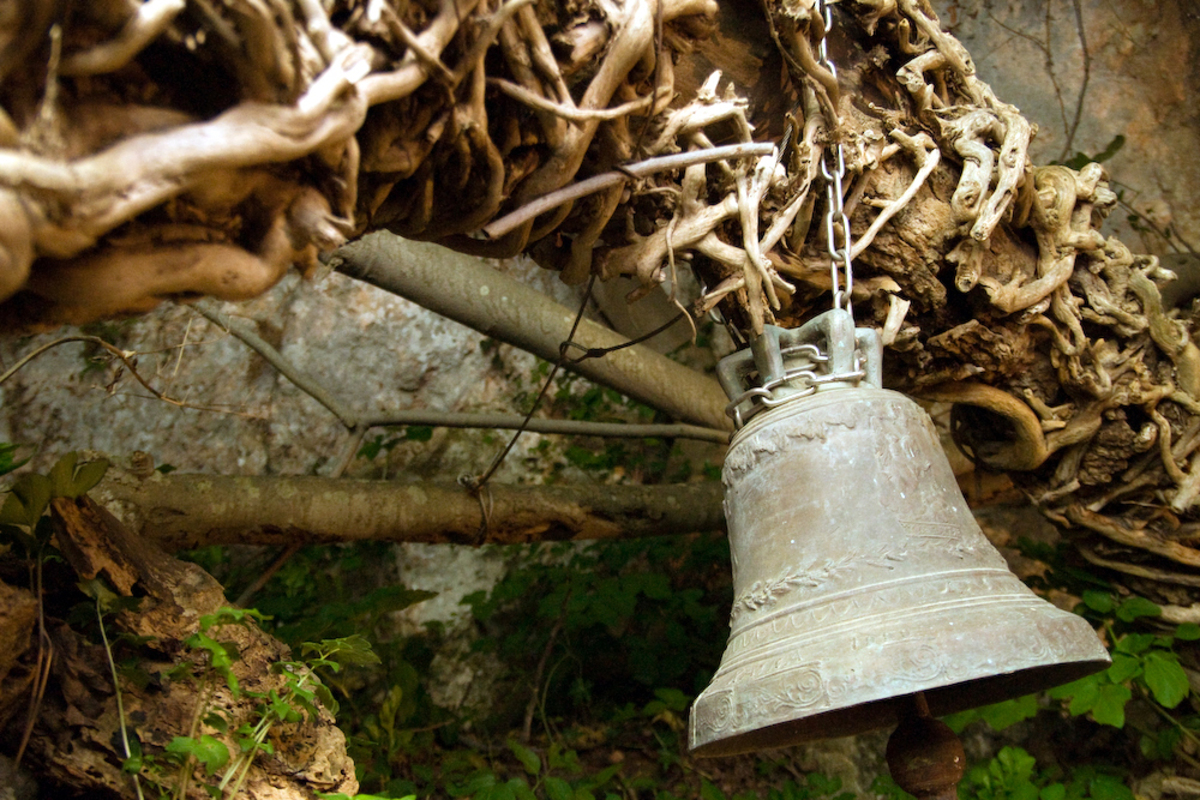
left=689, top=310, right=1110, bottom=757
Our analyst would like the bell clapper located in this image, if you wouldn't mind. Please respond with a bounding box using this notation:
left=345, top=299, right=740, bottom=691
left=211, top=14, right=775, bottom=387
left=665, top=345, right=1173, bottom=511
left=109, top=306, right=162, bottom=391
left=885, top=693, right=965, bottom=800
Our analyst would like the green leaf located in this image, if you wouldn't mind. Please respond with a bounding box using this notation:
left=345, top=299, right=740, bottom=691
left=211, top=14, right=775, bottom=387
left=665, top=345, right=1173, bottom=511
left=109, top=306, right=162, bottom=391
left=66, top=458, right=109, bottom=498
left=507, top=739, right=541, bottom=776
left=1090, top=684, right=1132, bottom=727
left=405, top=426, right=434, bottom=442
left=578, top=764, right=620, bottom=791
left=1116, top=596, right=1161, bottom=622
left=301, top=633, right=382, bottom=667
left=1052, top=674, right=1100, bottom=712
left=379, top=685, right=404, bottom=734
left=1040, top=784, right=1066, bottom=800
left=448, top=769, right=497, bottom=796
left=1142, top=650, right=1190, bottom=708
left=1094, top=134, right=1126, bottom=164
left=121, top=732, right=144, bottom=774
left=203, top=712, right=229, bottom=733
left=1175, top=622, right=1200, bottom=641
left=165, top=735, right=230, bottom=776
left=979, top=694, right=1040, bottom=731
left=78, top=578, right=139, bottom=614
left=700, top=779, right=726, bottom=800
left=1115, top=633, right=1156, bottom=655
left=508, top=777, right=537, bottom=800
left=1105, top=653, right=1141, bottom=684
left=545, top=776, right=574, bottom=800
left=994, top=746, right=1037, bottom=784
left=0, top=443, right=31, bottom=477
left=1087, top=774, right=1134, bottom=800
left=47, top=452, right=79, bottom=498
left=0, top=473, right=52, bottom=527
left=1081, top=591, right=1115, bottom=614
left=198, top=606, right=268, bottom=633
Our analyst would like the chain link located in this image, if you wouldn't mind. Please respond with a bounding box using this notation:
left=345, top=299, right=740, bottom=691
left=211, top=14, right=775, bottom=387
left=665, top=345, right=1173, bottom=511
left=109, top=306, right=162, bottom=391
left=816, top=0, right=853, bottom=315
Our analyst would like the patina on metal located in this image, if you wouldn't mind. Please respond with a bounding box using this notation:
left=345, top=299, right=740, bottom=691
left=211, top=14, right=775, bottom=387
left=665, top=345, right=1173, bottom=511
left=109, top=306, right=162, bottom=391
left=687, top=308, right=1111, bottom=757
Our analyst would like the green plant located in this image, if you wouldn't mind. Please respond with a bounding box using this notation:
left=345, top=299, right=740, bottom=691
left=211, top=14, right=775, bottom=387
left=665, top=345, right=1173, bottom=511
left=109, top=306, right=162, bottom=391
left=1057, top=135, right=1125, bottom=172
left=0, top=451, right=111, bottom=770
left=462, top=534, right=729, bottom=731
left=81, top=578, right=150, bottom=799
left=874, top=747, right=1132, bottom=800
left=357, top=427, right=435, bottom=477
left=945, top=538, right=1200, bottom=772
left=101, top=603, right=382, bottom=800
left=0, top=442, right=31, bottom=477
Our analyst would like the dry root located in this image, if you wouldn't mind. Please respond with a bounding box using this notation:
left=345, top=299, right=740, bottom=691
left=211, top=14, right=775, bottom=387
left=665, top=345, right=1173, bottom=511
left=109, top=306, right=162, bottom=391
left=0, top=1, right=1198, bottom=595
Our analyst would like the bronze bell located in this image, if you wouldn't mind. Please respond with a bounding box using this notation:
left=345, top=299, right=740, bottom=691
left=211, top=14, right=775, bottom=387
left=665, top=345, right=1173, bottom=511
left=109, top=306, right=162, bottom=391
left=689, top=310, right=1110, bottom=757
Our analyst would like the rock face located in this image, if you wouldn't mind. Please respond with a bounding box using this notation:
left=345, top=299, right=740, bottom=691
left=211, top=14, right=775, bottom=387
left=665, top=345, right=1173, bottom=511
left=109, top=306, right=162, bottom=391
left=0, top=255, right=585, bottom=480
left=937, top=0, right=1200, bottom=253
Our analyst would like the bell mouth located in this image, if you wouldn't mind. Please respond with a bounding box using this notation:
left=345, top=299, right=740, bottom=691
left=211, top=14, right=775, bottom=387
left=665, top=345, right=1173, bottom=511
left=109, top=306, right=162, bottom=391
left=688, top=657, right=1108, bottom=758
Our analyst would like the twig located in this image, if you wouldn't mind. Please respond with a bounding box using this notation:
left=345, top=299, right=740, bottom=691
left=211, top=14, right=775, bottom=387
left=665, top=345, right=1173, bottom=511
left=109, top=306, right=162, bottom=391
left=193, top=300, right=728, bottom=443
left=489, top=77, right=655, bottom=121
left=467, top=275, right=596, bottom=491
left=96, top=599, right=146, bottom=800
left=368, top=410, right=728, bottom=444
left=192, top=301, right=360, bottom=428
left=15, top=556, right=51, bottom=769
left=0, top=335, right=229, bottom=413
left=480, top=142, right=775, bottom=239
left=234, top=542, right=305, bottom=608
left=1058, top=0, right=1091, bottom=163
left=522, top=614, right=565, bottom=742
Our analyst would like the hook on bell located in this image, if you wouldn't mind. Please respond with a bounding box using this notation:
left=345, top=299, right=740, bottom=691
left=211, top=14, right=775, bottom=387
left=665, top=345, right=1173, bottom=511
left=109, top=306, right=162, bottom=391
left=689, top=310, right=1110, bottom=757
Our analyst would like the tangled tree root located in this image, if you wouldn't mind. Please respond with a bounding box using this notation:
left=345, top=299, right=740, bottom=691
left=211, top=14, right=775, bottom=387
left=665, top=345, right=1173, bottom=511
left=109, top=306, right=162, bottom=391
left=0, top=3, right=1198, bottom=598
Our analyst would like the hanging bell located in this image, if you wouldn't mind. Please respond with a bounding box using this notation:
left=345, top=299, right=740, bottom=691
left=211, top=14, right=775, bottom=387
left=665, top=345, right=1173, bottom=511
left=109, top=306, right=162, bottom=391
left=689, top=309, right=1110, bottom=757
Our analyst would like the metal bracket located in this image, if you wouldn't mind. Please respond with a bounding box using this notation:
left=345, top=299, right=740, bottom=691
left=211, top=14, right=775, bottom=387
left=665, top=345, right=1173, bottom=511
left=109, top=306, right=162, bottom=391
left=717, top=309, right=883, bottom=428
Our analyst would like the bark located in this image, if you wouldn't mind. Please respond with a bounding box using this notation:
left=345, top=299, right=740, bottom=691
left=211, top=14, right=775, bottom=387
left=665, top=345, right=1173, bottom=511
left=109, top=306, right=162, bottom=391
left=96, top=469, right=727, bottom=550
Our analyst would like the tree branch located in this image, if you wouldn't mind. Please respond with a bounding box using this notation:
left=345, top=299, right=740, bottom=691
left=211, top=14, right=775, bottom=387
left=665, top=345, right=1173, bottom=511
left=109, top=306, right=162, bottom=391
left=334, top=233, right=734, bottom=431
left=98, top=471, right=726, bottom=550
left=193, top=297, right=729, bottom=443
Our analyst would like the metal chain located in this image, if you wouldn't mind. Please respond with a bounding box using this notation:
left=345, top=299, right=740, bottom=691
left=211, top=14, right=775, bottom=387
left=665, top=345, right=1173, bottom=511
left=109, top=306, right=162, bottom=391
left=716, top=0, right=874, bottom=429
left=816, top=0, right=853, bottom=315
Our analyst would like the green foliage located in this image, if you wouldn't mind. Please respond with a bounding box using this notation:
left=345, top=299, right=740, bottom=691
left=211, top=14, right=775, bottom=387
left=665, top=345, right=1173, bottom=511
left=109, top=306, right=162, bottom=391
left=943, top=694, right=1041, bottom=733
left=1045, top=590, right=1191, bottom=730
left=0, top=451, right=109, bottom=544
left=462, top=534, right=730, bottom=726
left=961, top=747, right=1132, bottom=800
left=133, top=605, right=378, bottom=800
left=357, top=427, right=435, bottom=477
left=1057, top=135, right=1125, bottom=171
left=165, top=735, right=231, bottom=777
left=874, top=747, right=1131, bottom=800
left=0, top=442, right=31, bottom=477
left=947, top=539, right=1200, bottom=768
left=678, top=769, right=856, bottom=800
